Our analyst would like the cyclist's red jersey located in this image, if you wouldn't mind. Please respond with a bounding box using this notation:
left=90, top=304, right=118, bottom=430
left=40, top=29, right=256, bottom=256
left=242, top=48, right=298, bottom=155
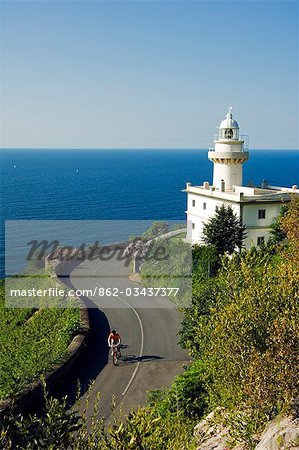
left=108, top=333, right=121, bottom=345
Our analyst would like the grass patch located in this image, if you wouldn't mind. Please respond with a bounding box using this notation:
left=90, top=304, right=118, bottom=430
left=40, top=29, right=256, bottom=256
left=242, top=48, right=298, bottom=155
left=0, top=279, right=82, bottom=400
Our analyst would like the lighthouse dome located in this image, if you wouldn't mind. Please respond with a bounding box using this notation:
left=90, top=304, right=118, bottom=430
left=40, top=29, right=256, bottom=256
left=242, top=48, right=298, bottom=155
left=219, top=110, right=239, bottom=129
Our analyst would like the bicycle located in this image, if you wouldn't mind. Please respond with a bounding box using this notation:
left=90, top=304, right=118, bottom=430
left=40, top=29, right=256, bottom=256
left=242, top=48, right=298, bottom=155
left=111, top=343, right=121, bottom=366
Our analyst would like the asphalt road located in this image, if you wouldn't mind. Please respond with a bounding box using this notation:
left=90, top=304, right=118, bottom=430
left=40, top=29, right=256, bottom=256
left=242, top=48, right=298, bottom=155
left=60, top=252, right=189, bottom=421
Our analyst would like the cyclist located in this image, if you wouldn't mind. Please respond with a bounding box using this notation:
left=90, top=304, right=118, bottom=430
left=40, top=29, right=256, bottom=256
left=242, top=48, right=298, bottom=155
left=107, top=329, right=122, bottom=356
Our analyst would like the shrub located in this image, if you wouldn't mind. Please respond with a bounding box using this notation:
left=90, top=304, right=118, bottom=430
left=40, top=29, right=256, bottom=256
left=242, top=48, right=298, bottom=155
left=142, top=221, right=169, bottom=240
left=148, top=360, right=207, bottom=420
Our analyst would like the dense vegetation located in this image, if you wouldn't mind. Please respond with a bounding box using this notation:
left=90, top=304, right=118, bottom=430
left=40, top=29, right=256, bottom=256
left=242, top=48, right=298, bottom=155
left=0, top=277, right=82, bottom=400
left=179, top=197, right=299, bottom=445
left=1, top=384, right=197, bottom=450
left=1, top=198, right=298, bottom=448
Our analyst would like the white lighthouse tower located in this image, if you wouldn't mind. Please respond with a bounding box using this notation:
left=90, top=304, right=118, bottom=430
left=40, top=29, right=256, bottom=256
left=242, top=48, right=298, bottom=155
left=208, top=107, right=249, bottom=191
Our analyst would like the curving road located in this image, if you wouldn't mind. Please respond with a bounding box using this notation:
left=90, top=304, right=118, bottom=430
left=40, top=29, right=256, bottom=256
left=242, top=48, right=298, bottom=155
left=60, top=251, right=189, bottom=421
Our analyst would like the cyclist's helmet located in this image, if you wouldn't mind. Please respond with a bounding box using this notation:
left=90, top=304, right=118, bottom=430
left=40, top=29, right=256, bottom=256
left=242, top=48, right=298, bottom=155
left=111, top=329, right=116, bottom=334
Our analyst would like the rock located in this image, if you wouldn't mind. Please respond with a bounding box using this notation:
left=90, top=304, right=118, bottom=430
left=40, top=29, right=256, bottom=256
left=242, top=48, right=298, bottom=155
left=194, top=408, right=299, bottom=450
left=194, top=409, right=234, bottom=450
left=255, top=416, right=299, bottom=450
left=195, top=410, right=299, bottom=450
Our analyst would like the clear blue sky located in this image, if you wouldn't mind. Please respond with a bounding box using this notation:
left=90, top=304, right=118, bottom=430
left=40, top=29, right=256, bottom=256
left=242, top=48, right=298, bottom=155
left=0, top=1, right=298, bottom=149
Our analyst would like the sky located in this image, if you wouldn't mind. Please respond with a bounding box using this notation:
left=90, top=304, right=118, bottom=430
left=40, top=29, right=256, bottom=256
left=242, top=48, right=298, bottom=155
left=0, top=1, right=298, bottom=149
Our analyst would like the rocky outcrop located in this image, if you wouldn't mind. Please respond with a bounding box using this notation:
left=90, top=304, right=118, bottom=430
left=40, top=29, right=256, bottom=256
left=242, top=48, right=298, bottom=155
left=194, top=409, right=245, bottom=450
left=195, top=411, right=299, bottom=450
left=255, top=416, right=299, bottom=450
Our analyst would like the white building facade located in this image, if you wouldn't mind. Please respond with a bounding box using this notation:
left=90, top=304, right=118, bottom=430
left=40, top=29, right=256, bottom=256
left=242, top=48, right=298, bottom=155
left=185, top=109, right=298, bottom=249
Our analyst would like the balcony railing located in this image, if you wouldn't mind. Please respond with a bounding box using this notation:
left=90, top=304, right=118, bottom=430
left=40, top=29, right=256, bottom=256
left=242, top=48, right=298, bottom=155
left=210, top=134, right=249, bottom=151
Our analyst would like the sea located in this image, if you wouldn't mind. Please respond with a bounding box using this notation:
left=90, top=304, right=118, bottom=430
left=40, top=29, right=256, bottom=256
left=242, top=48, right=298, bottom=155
left=0, top=149, right=298, bottom=277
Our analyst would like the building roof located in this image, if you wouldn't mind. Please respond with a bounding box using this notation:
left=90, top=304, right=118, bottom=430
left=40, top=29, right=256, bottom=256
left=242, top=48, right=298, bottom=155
left=183, top=183, right=298, bottom=204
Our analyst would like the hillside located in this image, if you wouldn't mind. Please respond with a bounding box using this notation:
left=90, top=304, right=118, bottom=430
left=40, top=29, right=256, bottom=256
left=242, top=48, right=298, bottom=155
left=1, top=197, right=298, bottom=449
left=0, top=277, right=82, bottom=400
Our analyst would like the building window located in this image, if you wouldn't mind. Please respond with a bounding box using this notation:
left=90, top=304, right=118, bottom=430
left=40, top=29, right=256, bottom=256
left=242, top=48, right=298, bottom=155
left=192, top=223, right=195, bottom=230
left=192, top=199, right=195, bottom=207
left=203, top=202, right=207, bottom=210
left=257, top=236, right=265, bottom=246
left=258, top=209, right=266, bottom=219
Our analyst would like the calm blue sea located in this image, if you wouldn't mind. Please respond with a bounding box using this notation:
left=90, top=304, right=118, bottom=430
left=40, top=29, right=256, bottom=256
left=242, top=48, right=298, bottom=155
left=1, top=149, right=298, bottom=277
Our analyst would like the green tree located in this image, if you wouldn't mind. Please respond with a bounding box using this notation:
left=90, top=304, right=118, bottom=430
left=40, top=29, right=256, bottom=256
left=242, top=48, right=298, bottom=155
left=202, top=204, right=246, bottom=254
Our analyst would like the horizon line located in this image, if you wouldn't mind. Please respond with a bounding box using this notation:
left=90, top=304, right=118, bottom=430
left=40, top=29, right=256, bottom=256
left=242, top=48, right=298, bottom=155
left=0, top=147, right=298, bottom=151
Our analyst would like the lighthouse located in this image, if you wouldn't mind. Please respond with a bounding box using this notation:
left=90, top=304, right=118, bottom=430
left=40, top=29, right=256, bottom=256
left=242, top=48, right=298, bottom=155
left=208, top=107, right=249, bottom=191
left=184, top=107, right=298, bottom=248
